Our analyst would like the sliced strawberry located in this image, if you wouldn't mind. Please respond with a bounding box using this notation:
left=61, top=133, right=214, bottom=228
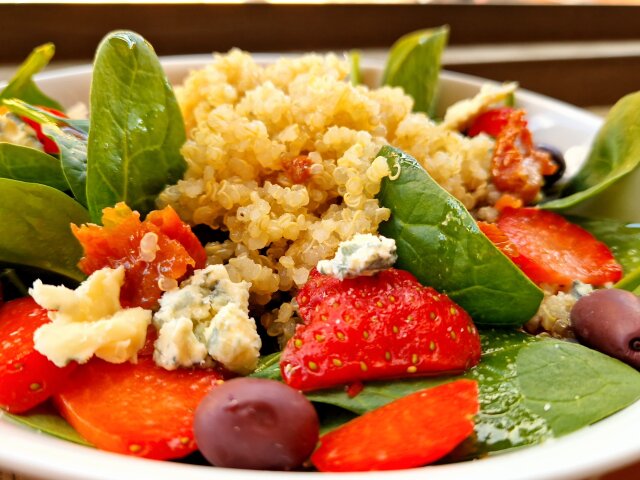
left=467, top=106, right=514, bottom=137
left=282, top=268, right=481, bottom=391
left=489, top=207, right=622, bottom=286
left=54, top=356, right=224, bottom=459
left=311, top=379, right=479, bottom=472
left=0, top=297, right=76, bottom=413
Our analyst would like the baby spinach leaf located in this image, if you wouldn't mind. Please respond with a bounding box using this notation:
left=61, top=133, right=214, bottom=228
left=377, top=145, right=543, bottom=326
left=0, top=43, right=63, bottom=111
left=86, top=31, right=186, bottom=222
left=0, top=143, right=67, bottom=190
left=253, top=352, right=281, bottom=379
left=382, top=26, right=448, bottom=117
left=543, top=91, right=640, bottom=211
left=0, top=179, right=88, bottom=282
left=43, top=124, right=88, bottom=207
left=347, top=50, right=362, bottom=86
left=3, top=404, right=91, bottom=447
left=4, top=98, right=89, bottom=134
left=306, top=330, right=640, bottom=459
left=2, top=99, right=89, bottom=206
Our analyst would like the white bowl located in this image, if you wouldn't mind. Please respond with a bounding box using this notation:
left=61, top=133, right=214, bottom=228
left=0, top=55, right=638, bottom=480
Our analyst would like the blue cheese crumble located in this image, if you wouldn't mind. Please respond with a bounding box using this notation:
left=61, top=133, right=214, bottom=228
left=153, top=265, right=261, bottom=375
left=316, top=233, right=397, bottom=280
left=30, top=267, right=152, bottom=367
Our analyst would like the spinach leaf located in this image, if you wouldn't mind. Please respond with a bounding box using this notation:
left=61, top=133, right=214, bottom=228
left=570, top=216, right=640, bottom=274
left=2, top=99, right=89, bottom=206
left=0, top=178, right=88, bottom=282
left=3, top=404, right=91, bottom=447
left=43, top=124, right=88, bottom=206
left=377, top=146, right=543, bottom=325
left=382, top=26, right=448, bottom=117
left=252, top=352, right=281, bottom=379
left=0, top=44, right=63, bottom=111
left=4, top=98, right=89, bottom=134
left=543, top=91, right=640, bottom=212
left=347, top=50, right=362, bottom=86
left=86, top=31, right=186, bottom=222
left=306, top=330, right=640, bottom=459
left=0, top=143, right=67, bottom=190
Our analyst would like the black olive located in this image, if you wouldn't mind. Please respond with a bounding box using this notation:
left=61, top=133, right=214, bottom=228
left=193, top=377, right=319, bottom=470
left=537, top=144, right=566, bottom=191
left=570, top=288, right=640, bottom=369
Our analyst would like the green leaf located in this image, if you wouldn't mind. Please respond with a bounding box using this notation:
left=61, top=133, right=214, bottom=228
left=306, top=330, right=640, bottom=459
left=252, top=352, right=281, bottom=379
left=2, top=99, right=89, bottom=206
left=347, top=50, right=362, bottom=86
left=382, top=26, right=448, bottom=116
left=0, top=44, right=63, bottom=111
left=0, top=178, right=89, bottom=282
left=86, top=31, right=186, bottom=222
left=377, top=146, right=543, bottom=325
left=3, top=404, right=91, bottom=446
left=3, top=98, right=89, bottom=134
left=0, top=143, right=68, bottom=190
left=42, top=124, right=88, bottom=206
left=543, top=91, right=640, bottom=212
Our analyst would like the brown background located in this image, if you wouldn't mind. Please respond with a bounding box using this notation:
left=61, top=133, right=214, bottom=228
left=1, top=3, right=640, bottom=106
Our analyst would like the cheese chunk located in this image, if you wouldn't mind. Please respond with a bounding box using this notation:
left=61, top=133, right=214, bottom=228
left=30, top=267, right=152, bottom=367
left=153, top=265, right=261, bottom=374
left=317, top=233, right=397, bottom=280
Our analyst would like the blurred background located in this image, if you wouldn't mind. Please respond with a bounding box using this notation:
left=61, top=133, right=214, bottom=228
left=1, top=1, right=640, bottom=112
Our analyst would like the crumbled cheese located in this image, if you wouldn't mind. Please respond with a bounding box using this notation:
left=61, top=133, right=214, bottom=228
left=153, top=265, right=261, bottom=374
left=30, top=267, right=152, bottom=367
left=442, top=82, right=518, bottom=131
left=317, top=234, right=397, bottom=280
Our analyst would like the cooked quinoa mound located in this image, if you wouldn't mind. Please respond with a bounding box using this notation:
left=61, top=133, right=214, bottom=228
left=159, top=50, right=502, bottom=342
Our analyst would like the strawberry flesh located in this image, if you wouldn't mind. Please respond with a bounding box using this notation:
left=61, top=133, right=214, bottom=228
left=494, top=207, right=623, bottom=286
left=311, top=379, right=479, bottom=472
left=281, top=268, right=481, bottom=391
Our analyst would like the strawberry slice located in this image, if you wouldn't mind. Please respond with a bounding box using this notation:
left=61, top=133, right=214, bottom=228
left=487, top=207, right=622, bottom=286
left=0, top=297, right=76, bottom=413
left=54, top=357, right=224, bottom=459
left=282, top=268, right=481, bottom=391
left=467, top=106, right=514, bottom=137
left=311, top=379, right=479, bottom=472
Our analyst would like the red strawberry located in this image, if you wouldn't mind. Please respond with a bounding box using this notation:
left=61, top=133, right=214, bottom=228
left=467, top=106, right=514, bottom=137
left=0, top=297, right=76, bottom=413
left=281, top=268, right=481, bottom=391
left=311, top=379, right=479, bottom=472
left=489, top=207, right=623, bottom=286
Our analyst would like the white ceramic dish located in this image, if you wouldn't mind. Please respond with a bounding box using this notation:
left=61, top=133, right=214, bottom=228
left=0, top=55, right=638, bottom=480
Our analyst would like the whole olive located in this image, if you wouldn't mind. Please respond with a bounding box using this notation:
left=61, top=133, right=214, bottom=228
left=570, top=288, right=640, bottom=369
left=194, top=377, right=319, bottom=470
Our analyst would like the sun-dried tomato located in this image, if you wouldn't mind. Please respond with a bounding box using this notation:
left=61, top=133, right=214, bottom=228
left=283, top=154, right=313, bottom=184
left=72, top=203, right=206, bottom=310
left=490, top=110, right=557, bottom=204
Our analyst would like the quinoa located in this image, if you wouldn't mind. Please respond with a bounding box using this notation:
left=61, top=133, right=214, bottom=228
left=159, top=50, right=500, bottom=343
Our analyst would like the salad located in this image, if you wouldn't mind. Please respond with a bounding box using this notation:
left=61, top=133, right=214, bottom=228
left=0, top=27, right=640, bottom=474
